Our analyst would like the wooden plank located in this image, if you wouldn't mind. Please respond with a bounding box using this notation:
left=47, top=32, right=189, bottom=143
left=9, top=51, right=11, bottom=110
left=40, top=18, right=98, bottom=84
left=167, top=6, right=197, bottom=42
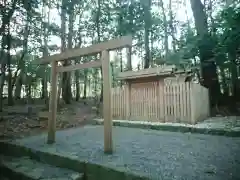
left=40, top=36, right=132, bottom=64
left=125, top=83, right=130, bottom=119
left=184, top=83, right=188, bottom=122
left=56, top=61, right=101, bottom=73
left=186, top=82, right=191, bottom=123
left=190, top=83, right=196, bottom=124
left=164, top=82, right=169, bottom=122
left=102, top=50, right=113, bottom=154
left=180, top=83, right=184, bottom=122
left=170, top=84, right=173, bottom=121
left=131, top=88, right=135, bottom=119
left=159, top=82, right=164, bottom=122
left=173, top=83, right=177, bottom=122
left=47, top=61, right=58, bottom=144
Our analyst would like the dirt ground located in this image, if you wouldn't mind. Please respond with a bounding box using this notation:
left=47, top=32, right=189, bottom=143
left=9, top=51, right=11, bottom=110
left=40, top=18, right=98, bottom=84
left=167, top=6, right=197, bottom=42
left=1, top=99, right=240, bottom=141
left=0, top=100, right=100, bottom=140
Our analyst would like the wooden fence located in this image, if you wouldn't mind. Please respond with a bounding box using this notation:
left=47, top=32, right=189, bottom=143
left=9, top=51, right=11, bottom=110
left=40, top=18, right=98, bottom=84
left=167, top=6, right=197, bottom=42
left=111, top=79, right=210, bottom=124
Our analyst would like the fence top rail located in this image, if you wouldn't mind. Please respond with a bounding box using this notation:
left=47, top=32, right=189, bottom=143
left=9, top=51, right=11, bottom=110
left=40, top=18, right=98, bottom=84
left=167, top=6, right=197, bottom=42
left=39, top=36, right=132, bottom=64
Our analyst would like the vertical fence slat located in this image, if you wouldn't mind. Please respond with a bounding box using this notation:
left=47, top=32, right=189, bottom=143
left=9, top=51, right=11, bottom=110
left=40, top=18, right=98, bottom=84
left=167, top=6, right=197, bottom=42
left=176, top=83, right=180, bottom=122
left=131, top=88, right=134, bottom=119
left=164, top=83, right=167, bottom=122
left=159, top=82, right=164, bottom=122
left=180, top=83, right=184, bottom=122
left=170, top=83, right=174, bottom=121
left=154, top=82, right=158, bottom=121
left=188, top=83, right=191, bottom=122
left=173, top=82, right=177, bottom=122
left=190, top=83, right=196, bottom=124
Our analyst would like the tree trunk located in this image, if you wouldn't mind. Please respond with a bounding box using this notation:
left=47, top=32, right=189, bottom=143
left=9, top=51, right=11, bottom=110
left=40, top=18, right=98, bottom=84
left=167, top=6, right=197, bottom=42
left=190, top=0, right=220, bottom=107
left=41, top=0, right=50, bottom=102
left=0, top=73, right=5, bottom=112
left=75, top=6, right=83, bottom=101
left=0, top=27, right=7, bottom=111
left=62, top=0, right=72, bottom=104
left=93, top=68, right=98, bottom=101
left=119, top=50, right=123, bottom=86
left=75, top=58, right=80, bottom=101
left=14, top=7, right=30, bottom=100
left=208, top=0, right=216, bottom=34
left=83, top=69, right=87, bottom=99
left=75, top=69, right=80, bottom=101
left=169, top=0, right=176, bottom=52
left=0, top=51, right=6, bottom=111
left=14, top=76, right=22, bottom=99
left=6, top=23, right=13, bottom=105
left=159, top=0, right=169, bottom=60
left=41, top=78, right=47, bottom=98
left=0, top=0, right=17, bottom=37
left=127, top=0, right=133, bottom=70
left=26, top=77, right=32, bottom=104
left=229, top=58, right=238, bottom=112
left=127, top=47, right=132, bottom=70
left=219, top=67, right=229, bottom=95
left=229, top=51, right=238, bottom=97
left=96, top=0, right=104, bottom=102
left=142, top=0, right=152, bottom=68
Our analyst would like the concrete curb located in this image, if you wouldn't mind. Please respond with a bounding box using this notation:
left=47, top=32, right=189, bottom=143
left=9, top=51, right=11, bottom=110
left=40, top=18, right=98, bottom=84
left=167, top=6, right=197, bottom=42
left=0, top=163, right=35, bottom=180
left=0, top=141, right=149, bottom=180
left=0, top=156, right=84, bottom=180
left=91, top=119, right=240, bottom=137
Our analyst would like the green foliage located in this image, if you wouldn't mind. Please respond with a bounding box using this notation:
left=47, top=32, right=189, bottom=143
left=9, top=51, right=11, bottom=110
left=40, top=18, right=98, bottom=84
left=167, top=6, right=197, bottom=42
left=1, top=0, right=240, bottom=101
left=212, top=1, right=240, bottom=67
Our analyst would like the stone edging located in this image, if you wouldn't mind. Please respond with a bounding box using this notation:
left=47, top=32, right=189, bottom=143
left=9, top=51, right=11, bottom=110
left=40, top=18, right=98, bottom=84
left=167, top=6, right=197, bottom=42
left=0, top=141, right=149, bottom=180
left=91, top=119, right=240, bottom=137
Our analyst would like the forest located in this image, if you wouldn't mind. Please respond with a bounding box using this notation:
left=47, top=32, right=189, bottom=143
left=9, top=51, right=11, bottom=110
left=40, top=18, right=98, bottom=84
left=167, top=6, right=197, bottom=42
left=0, top=0, right=240, bottom=115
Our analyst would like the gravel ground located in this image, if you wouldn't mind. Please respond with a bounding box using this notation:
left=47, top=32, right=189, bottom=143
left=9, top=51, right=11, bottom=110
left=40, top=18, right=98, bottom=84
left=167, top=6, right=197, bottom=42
left=13, top=125, right=240, bottom=180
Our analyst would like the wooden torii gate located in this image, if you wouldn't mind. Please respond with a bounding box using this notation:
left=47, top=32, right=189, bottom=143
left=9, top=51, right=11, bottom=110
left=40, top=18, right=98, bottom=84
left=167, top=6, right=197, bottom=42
left=39, top=36, right=132, bottom=153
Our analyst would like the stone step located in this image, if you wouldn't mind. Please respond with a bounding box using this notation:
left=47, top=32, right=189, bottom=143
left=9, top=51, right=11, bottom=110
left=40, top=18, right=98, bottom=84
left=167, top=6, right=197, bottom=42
left=0, top=155, right=83, bottom=180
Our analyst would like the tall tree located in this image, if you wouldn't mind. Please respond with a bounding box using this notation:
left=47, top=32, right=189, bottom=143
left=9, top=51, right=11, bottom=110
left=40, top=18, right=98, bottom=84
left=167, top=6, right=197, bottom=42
left=142, top=0, right=152, bottom=68
left=14, top=1, right=31, bottom=99
left=159, top=0, right=169, bottom=60
left=0, top=0, right=18, bottom=37
left=41, top=0, right=50, bottom=102
left=169, top=0, right=176, bottom=52
left=96, top=0, right=103, bottom=102
left=61, top=0, right=72, bottom=104
left=6, top=20, right=13, bottom=105
left=0, top=40, right=6, bottom=111
left=190, top=0, right=220, bottom=107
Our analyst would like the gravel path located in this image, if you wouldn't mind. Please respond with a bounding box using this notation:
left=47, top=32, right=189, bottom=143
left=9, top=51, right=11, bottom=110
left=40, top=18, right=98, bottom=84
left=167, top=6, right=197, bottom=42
left=14, top=125, right=240, bottom=180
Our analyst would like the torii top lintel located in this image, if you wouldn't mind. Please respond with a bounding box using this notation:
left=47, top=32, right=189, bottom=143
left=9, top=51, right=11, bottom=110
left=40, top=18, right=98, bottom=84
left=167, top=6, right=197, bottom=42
left=39, top=36, right=132, bottom=64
